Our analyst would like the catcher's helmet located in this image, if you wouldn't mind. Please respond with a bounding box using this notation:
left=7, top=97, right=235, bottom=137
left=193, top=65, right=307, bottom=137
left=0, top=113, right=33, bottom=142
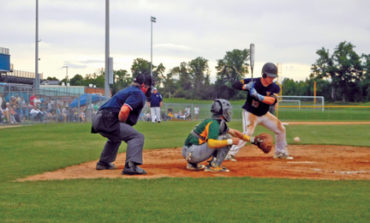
left=262, top=62, right=278, bottom=78
left=210, top=99, right=232, bottom=122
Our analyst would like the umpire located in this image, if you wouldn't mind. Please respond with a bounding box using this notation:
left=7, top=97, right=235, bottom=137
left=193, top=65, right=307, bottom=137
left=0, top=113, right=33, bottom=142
left=91, top=73, right=154, bottom=175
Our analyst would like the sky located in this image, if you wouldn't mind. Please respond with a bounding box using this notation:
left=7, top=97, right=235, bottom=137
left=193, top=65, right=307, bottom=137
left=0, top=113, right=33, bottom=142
left=1, top=0, right=369, bottom=83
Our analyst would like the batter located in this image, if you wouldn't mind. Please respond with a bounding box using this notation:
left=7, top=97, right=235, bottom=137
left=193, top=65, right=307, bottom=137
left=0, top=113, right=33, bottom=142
left=226, top=62, right=293, bottom=161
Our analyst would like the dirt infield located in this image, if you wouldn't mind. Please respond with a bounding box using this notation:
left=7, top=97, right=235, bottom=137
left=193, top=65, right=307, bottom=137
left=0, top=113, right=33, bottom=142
left=285, top=121, right=370, bottom=125
left=19, top=145, right=370, bottom=181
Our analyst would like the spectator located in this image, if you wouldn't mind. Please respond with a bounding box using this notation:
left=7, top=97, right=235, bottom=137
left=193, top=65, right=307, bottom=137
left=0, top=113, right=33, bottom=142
left=166, top=108, right=174, bottom=120
left=184, top=106, right=191, bottom=120
left=30, top=106, right=44, bottom=122
left=6, top=102, right=16, bottom=124
left=0, top=93, right=5, bottom=123
left=147, top=87, right=163, bottom=123
left=194, top=105, right=200, bottom=120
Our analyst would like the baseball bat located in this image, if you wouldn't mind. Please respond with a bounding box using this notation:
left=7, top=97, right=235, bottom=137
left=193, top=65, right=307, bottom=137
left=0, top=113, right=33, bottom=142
left=250, top=43, right=255, bottom=80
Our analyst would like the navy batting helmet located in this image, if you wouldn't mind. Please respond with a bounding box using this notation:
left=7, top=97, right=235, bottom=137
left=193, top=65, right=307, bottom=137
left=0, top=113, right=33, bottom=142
left=262, top=62, right=278, bottom=78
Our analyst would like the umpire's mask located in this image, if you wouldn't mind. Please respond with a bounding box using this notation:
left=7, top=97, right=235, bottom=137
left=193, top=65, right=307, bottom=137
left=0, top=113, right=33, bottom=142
left=210, top=99, right=232, bottom=122
left=135, top=73, right=155, bottom=97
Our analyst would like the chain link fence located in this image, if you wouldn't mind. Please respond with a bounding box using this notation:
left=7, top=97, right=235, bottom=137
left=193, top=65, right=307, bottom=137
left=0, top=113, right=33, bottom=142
left=0, top=88, right=107, bottom=126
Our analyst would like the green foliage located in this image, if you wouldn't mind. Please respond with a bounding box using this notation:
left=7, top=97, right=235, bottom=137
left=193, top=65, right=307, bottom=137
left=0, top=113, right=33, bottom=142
left=131, top=58, right=152, bottom=78
left=47, top=43, right=369, bottom=102
left=69, top=74, right=84, bottom=86
left=215, top=49, right=250, bottom=99
left=111, top=69, right=132, bottom=95
left=311, top=41, right=367, bottom=102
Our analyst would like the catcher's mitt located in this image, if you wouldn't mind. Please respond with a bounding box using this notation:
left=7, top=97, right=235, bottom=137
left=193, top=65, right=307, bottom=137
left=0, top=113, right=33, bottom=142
left=253, top=133, right=273, bottom=153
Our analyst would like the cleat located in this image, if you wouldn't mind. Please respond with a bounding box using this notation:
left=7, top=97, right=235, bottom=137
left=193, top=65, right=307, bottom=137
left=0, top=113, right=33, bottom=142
left=185, top=152, right=192, bottom=162
left=273, top=152, right=294, bottom=160
left=122, top=161, right=147, bottom=175
left=96, top=162, right=116, bottom=170
left=186, top=162, right=206, bottom=171
left=204, top=165, right=230, bottom=173
left=225, top=154, right=237, bottom=162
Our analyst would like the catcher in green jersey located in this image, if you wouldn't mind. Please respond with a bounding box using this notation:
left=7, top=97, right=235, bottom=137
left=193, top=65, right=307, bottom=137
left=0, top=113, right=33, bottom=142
left=182, top=99, right=273, bottom=172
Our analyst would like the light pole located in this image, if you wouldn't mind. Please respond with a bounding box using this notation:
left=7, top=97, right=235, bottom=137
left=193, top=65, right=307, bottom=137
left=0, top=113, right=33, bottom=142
left=34, top=0, right=40, bottom=92
left=62, top=65, right=68, bottom=82
left=150, top=16, right=156, bottom=77
left=104, top=0, right=110, bottom=97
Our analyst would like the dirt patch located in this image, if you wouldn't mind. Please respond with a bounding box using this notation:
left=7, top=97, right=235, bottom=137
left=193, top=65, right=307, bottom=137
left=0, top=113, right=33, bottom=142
left=18, top=145, right=370, bottom=181
left=286, top=121, right=370, bottom=125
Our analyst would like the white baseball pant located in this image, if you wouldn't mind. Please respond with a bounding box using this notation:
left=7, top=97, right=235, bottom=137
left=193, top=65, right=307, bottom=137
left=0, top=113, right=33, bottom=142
left=228, top=109, right=288, bottom=156
left=150, top=107, right=161, bottom=122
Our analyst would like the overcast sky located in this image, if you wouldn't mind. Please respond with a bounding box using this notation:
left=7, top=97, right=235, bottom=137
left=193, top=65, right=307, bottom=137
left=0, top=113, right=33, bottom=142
left=1, top=0, right=369, bottom=82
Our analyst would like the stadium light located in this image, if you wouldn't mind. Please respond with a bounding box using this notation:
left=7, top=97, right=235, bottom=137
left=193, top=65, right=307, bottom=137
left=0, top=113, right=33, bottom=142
left=34, top=0, right=40, bottom=92
left=104, top=0, right=110, bottom=97
left=62, top=65, right=68, bottom=82
left=150, top=16, right=156, bottom=77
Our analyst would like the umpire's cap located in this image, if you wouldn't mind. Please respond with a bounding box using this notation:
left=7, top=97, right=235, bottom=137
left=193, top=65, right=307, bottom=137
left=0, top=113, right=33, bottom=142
left=262, top=62, right=278, bottom=78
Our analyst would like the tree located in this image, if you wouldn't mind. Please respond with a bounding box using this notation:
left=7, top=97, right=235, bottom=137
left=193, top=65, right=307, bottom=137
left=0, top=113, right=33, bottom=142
left=215, top=49, right=249, bottom=99
left=152, top=63, right=166, bottom=87
left=173, top=62, right=192, bottom=98
left=131, top=58, right=151, bottom=78
left=84, top=70, right=105, bottom=88
left=161, top=71, right=177, bottom=98
left=310, top=41, right=365, bottom=102
left=111, top=69, right=131, bottom=95
left=70, top=74, right=84, bottom=86
left=46, top=76, right=59, bottom=81
left=189, top=57, right=210, bottom=99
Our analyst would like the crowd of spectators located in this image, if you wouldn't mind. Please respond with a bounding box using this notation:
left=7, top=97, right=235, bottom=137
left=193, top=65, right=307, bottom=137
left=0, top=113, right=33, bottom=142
left=0, top=92, right=100, bottom=125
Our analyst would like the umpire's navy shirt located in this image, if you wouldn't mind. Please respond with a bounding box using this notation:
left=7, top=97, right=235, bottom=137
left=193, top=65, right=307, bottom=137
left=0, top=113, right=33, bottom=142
left=241, top=78, right=280, bottom=116
left=99, top=86, right=146, bottom=126
left=149, top=92, right=162, bottom=107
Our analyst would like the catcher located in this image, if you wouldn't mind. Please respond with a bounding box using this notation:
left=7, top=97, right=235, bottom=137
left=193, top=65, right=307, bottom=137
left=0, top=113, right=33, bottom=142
left=182, top=99, right=273, bottom=172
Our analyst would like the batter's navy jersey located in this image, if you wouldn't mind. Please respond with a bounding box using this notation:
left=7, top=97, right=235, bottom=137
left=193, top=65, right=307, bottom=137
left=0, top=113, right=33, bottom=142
left=99, top=86, right=146, bottom=126
left=240, top=78, right=280, bottom=116
left=148, top=92, right=162, bottom=107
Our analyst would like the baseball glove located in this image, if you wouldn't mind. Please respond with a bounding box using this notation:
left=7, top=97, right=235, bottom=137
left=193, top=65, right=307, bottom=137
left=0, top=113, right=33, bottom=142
left=253, top=133, right=273, bottom=153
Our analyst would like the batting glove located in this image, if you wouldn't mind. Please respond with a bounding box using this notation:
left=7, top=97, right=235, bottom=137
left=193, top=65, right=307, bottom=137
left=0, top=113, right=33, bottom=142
left=242, top=81, right=254, bottom=91
left=250, top=88, right=265, bottom=102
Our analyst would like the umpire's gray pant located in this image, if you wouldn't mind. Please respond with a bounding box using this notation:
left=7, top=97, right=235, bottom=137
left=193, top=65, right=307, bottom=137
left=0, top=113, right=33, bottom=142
left=99, top=123, right=144, bottom=165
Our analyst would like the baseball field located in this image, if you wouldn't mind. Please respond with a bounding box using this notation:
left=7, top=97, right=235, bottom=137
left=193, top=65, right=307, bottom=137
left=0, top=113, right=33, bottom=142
left=0, top=107, right=369, bottom=222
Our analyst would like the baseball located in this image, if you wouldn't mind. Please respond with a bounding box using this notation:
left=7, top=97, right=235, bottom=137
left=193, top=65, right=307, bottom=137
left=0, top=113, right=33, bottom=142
left=294, top=137, right=300, bottom=143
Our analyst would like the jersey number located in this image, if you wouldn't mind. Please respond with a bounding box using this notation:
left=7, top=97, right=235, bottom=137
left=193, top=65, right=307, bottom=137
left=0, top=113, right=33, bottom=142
left=251, top=99, right=260, bottom=108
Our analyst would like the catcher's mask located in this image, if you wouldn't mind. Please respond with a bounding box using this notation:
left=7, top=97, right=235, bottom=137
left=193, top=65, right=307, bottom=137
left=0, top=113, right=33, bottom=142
left=135, top=73, right=155, bottom=97
left=210, top=99, right=232, bottom=122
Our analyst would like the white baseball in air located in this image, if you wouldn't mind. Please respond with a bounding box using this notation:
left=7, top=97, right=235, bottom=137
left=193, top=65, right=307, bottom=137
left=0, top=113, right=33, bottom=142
left=294, top=137, right=300, bottom=143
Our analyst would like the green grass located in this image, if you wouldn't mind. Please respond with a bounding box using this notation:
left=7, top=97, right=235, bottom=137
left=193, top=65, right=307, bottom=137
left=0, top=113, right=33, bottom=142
left=0, top=122, right=369, bottom=222
left=162, top=99, right=370, bottom=121
left=276, top=108, right=370, bottom=121
left=1, top=178, right=369, bottom=223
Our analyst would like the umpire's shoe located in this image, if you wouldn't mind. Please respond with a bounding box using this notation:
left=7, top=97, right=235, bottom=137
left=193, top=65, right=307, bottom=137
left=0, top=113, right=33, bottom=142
left=122, top=161, right=147, bottom=175
left=96, top=162, right=116, bottom=170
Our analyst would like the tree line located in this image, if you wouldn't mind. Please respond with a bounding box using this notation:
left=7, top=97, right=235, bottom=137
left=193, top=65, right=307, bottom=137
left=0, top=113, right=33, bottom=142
left=48, top=41, right=369, bottom=102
